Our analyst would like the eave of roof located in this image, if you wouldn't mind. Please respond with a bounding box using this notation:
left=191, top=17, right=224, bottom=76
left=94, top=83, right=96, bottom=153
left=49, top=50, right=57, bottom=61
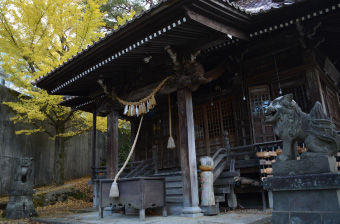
left=34, top=0, right=252, bottom=96
left=35, top=0, right=340, bottom=112
left=35, top=0, right=250, bottom=88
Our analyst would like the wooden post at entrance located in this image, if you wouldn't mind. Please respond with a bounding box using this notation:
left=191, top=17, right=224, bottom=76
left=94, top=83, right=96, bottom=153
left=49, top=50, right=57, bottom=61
left=91, top=106, right=99, bottom=208
left=91, top=106, right=97, bottom=182
left=177, top=88, right=203, bottom=217
left=107, top=108, right=119, bottom=179
left=306, top=69, right=327, bottom=113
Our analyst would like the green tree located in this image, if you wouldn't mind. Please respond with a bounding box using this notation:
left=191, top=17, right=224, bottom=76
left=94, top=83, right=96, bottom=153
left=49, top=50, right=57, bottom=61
left=101, top=0, right=161, bottom=29
left=0, top=0, right=108, bottom=185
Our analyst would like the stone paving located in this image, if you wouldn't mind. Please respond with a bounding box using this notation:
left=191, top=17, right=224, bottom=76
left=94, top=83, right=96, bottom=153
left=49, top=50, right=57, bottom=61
left=32, top=209, right=271, bottom=224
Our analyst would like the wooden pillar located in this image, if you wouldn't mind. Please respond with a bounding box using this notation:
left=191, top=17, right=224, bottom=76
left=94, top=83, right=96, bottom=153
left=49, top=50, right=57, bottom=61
left=306, top=69, right=327, bottom=113
left=107, top=108, right=119, bottom=179
left=203, top=105, right=210, bottom=156
left=91, top=106, right=97, bottom=182
left=177, top=88, right=203, bottom=217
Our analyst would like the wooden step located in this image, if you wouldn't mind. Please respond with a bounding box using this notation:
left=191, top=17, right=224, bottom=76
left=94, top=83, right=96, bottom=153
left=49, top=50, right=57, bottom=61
left=166, top=196, right=183, bottom=203
left=166, top=181, right=182, bottom=188
left=215, top=195, right=225, bottom=203
left=164, top=175, right=182, bottom=182
left=214, top=186, right=230, bottom=194
left=214, top=178, right=235, bottom=186
left=166, top=188, right=183, bottom=195
left=218, top=171, right=239, bottom=178
left=235, top=158, right=258, bottom=165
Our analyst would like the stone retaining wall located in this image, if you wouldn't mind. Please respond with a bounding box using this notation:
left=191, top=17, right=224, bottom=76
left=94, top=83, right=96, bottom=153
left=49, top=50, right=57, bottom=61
left=0, top=85, right=106, bottom=194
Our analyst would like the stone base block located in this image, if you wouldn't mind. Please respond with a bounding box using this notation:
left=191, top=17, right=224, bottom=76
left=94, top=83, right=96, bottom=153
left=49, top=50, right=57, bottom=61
left=181, top=206, right=204, bottom=217
left=273, top=156, right=337, bottom=176
left=5, top=198, right=38, bottom=219
left=271, top=211, right=340, bottom=224
left=200, top=203, right=220, bottom=216
left=264, top=173, right=340, bottom=224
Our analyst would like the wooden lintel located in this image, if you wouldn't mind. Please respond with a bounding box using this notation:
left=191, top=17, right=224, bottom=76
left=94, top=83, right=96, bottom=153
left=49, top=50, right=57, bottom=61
left=122, top=58, right=233, bottom=101
left=185, top=8, right=250, bottom=41
left=70, top=58, right=233, bottom=115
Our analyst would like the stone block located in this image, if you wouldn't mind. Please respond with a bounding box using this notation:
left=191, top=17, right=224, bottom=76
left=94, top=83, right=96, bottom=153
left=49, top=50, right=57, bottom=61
left=265, top=172, right=340, bottom=224
left=273, top=156, right=337, bottom=176
left=271, top=212, right=289, bottom=224
left=321, top=212, right=340, bottom=224
left=264, top=173, right=340, bottom=191
left=181, top=206, right=204, bottom=217
left=200, top=204, right=220, bottom=216
left=289, top=212, right=322, bottom=224
left=272, top=189, right=340, bottom=211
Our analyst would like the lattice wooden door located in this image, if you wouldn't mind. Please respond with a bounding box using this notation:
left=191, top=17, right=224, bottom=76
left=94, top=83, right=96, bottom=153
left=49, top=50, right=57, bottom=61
left=249, top=85, right=276, bottom=143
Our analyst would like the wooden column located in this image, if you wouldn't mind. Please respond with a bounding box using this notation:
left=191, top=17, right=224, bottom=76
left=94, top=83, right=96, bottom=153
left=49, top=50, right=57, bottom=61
left=177, top=88, right=203, bottom=217
left=91, top=106, right=97, bottom=182
left=306, top=69, right=327, bottom=113
left=107, top=108, right=119, bottom=179
left=91, top=106, right=99, bottom=209
left=203, top=105, right=210, bottom=156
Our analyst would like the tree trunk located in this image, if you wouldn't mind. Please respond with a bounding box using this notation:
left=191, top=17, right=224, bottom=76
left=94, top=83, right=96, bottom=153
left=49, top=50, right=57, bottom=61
left=53, top=136, right=65, bottom=185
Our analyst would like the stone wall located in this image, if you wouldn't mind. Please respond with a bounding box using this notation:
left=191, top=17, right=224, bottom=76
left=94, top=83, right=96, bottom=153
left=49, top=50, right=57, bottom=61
left=0, top=85, right=106, bottom=194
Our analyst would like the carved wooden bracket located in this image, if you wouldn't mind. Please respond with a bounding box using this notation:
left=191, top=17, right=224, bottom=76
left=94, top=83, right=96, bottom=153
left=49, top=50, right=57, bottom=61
left=176, top=60, right=206, bottom=91
left=165, top=45, right=206, bottom=91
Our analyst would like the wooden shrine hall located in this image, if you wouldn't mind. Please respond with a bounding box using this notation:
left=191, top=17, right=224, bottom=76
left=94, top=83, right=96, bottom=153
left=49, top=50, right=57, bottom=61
left=35, top=0, right=340, bottom=217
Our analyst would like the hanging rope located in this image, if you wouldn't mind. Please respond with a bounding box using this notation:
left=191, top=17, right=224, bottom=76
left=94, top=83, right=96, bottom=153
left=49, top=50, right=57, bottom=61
left=167, top=94, right=175, bottom=149
left=109, top=115, right=144, bottom=198
left=115, top=75, right=174, bottom=116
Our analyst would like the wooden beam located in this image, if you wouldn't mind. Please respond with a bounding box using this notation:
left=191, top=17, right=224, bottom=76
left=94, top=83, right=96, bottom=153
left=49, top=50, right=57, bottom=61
left=185, top=8, right=250, bottom=41
left=177, top=88, right=203, bottom=217
left=106, top=107, right=119, bottom=179
left=121, top=58, right=233, bottom=102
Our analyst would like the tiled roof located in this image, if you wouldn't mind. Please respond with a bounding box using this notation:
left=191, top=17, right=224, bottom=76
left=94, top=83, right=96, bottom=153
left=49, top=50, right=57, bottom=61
left=232, top=0, right=305, bottom=14
left=34, top=0, right=252, bottom=86
left=35, top=0, right=305, bottom=86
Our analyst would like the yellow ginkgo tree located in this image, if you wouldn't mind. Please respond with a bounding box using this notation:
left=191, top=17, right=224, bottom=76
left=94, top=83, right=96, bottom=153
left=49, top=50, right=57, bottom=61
left=0, top=0, right=110, bottom=185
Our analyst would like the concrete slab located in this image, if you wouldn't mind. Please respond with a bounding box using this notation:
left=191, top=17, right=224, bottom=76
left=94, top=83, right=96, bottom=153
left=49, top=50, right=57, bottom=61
left=32, top=209, right=271, bottom=224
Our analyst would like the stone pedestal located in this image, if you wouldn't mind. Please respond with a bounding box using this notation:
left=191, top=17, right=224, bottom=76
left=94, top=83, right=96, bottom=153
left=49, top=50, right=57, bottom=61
left=264, top=157, right=340, bottom=224
left=5, top=184, right=38, bottom=219
left=5, top=157, right=38, bottom=219
left=181, top=206, right=204, bottom=218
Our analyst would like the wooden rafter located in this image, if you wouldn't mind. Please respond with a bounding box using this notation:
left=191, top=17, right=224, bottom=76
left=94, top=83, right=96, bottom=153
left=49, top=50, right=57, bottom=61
left=185, top=8, right=250, bottom=41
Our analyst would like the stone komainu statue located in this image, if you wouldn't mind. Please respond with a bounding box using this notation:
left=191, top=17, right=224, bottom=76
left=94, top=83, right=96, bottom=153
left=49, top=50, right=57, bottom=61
left=265, top=94, right=340, bottom=161
left=15, top=157, right=33, bottom=183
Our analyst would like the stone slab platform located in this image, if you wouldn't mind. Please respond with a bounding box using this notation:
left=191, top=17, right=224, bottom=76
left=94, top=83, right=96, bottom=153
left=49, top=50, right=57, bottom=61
left=264, top=172, right=340, bottom=224
left=272, top=156, right=337, bottom=176
left=31, top=209, right=272, bottom=224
